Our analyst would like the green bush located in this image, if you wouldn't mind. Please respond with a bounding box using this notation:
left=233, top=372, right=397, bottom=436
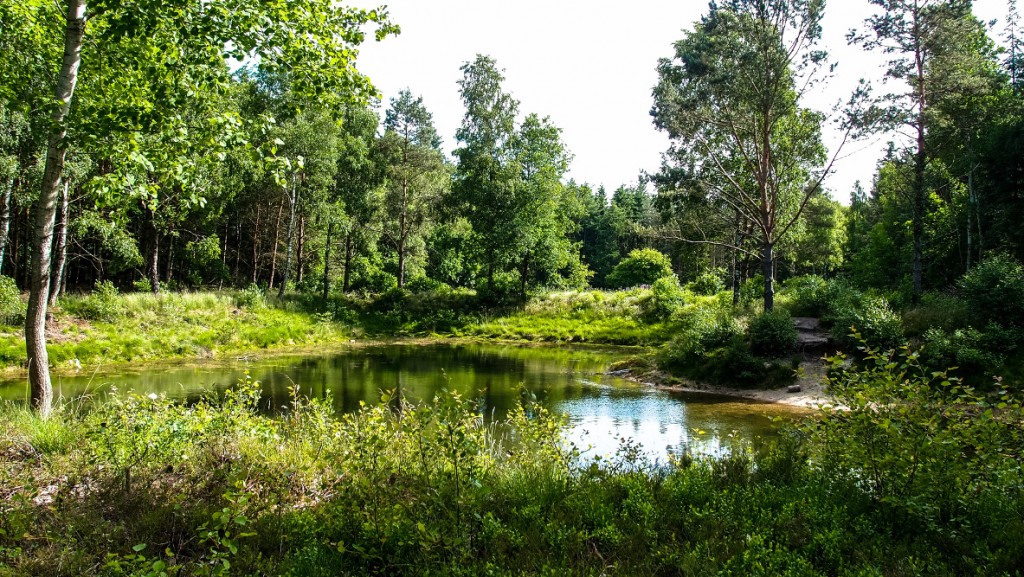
left=922, top=326, right=1005, bottom=383
left=749, top=310, right=797, bottom=358
left=783, top=275, right=861, bottom=321
left=668, top=305, right=742, bottom=358
left=72, top=280, right=124, bottom=322
left=958, top=254, right=1024, bottom=328
left=235, top=283, right=266, bottom=309
left=404, top=275, right=447, bottom=293
left=0, top=275, right=24, bottom=325
left=640, top=276, right=685, bottom=321
left=688, top=269, right=725, bottom=296
left=831, top=295, right=904, bottom=351
left=739, top=274, right=766, bottom=306
left=811, top=343, right=1024, bottom=557
left=902, top=291, right=970, bottom=336
left=606, top=248, right=674, bottom=289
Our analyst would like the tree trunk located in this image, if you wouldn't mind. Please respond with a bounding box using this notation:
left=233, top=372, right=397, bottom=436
left=761, top=242, right=775, bottom=312
left=269, top=199, right=283, bottom=289
left=732, top=211, right=744, bottom=306
left=397, top=235, right=407, bottom=289
left=278, top=174, right=299, bottom=298
left=251, top=204, right=261, bottom=284
left=0, top=175, right=14, bottom=271
left=519, top=253, right=530, bottom=300
left=165, top=234, right=174, bottom=284
left=323, top=220, right=333, bottom=300
left=911, top=9, right=926, bottom=305
left=27, top=0, right=87, bottom=418
left=48, top=180, right=71, bottom=307
left=144, top=203, right=160, bottom=293
left=343, top=231, right=353, bottom=292
left=296, top=214, right=306, bottom=285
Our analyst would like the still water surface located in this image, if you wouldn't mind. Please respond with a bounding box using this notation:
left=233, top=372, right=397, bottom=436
left=0, top=343, right=807, bottom=459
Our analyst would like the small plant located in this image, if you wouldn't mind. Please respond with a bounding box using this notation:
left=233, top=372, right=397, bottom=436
left=132, top=278, right=154, bottom=293
left=688, top=268, right=725, bottom=296
left=748, top=310, right=797, bottom=358
left=73, top=280, right=124, bottom=322
left=235, top=284, right=265, bottom=309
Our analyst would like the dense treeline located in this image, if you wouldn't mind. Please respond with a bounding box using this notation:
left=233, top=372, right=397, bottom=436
left=6, top=3, right=1021, bottom=304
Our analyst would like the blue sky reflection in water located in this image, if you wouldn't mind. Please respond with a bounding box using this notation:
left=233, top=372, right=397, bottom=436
left=0, top=343, right=806, bottom=460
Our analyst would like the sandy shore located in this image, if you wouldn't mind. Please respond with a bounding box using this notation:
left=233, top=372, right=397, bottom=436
left=612, top=355, right=833, bottom=409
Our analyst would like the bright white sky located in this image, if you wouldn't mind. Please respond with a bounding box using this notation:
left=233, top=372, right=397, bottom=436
left=353, top=0, right=1009, bottom=203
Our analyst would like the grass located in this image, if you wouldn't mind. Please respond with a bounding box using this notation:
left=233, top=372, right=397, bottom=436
left=462, top=289, right=672, bottom=345
left=0, top=363, right=1021, bottom=576
left=0, top=290, right=346, bottom=371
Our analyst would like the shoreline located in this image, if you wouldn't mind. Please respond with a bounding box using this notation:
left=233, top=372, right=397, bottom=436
left=612, top=355, right=833, bottom=409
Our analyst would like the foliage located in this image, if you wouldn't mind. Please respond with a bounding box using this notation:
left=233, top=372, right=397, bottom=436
left=687, top=268, right=725, bottom=296
left=810, top=342, right=1024, bottom=563
left=831, top=295, right=905, bottom=351
left=67, top=281, right=124, bottom=322
left=749, top=310, right=798, bottom=358
left=0, top=276, right=24, bottom=326
left=235, top=284, right=266, bottom=310
left=639, top=275, right=686, bottom=321
left=605, top=248, right=674, bottom=289
left=1, top=353, right=1023, bottom=575
left=958, top=254, right=1024, bottom=328
left=783, top=275, right=859, bottom=319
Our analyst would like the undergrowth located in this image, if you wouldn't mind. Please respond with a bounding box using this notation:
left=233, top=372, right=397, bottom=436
left=0, top=360, right=1021, bottom=576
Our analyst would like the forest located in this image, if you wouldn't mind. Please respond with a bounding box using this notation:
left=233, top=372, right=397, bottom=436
left=1, top=0, right=1023, bottom=575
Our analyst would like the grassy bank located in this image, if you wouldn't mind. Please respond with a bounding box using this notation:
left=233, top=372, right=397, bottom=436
left=0, top=290, right=346, bottom=371
left=1, top=348, right=1021, bottom=576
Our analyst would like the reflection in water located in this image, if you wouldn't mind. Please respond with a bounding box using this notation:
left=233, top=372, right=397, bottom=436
left=0, top=343, right=807, bottom=459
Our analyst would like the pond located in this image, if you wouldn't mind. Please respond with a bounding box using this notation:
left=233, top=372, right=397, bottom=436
left=0, top=342, right=808, bottom=460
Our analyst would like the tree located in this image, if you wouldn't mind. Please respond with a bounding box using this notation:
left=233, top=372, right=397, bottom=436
left=333, top=105, right=386, bottom=294
left=8, top=0, right=395, bottom=417
left=652, top=0, right=838, bottom=311
left=379, top=90, right=447, bottom=288
left=508, top=113, right=580, bottom=295
left=452, top=55, right=522, bottom=292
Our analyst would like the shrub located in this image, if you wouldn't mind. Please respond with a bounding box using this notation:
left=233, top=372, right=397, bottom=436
left=0, top=275, right=24, bottom=325
left=73, top=280, right=124, bottom=322
left=235, top=283, right=266, bottom=309
left=831, top=295, right=904, bottom=351
left=810, top=343, right=1024, bottom=550
left=606, top=249, right=674, bottom=289
left=921, top=326, right=1005, bottom=383
left=688, top=269, right=725, bottom=296
left=404, top=275, right=447, bottom=293
left=958, top=254, right=1024, bottom=328
left=902, top=291, right=970, bottom=336
left=661, top=305, right=742, bottom=362
left=749, top=310, right=797, bottom=358
left=739, top=274, right=765, bottom=306
left=640, top=276, right=685, bottom=321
